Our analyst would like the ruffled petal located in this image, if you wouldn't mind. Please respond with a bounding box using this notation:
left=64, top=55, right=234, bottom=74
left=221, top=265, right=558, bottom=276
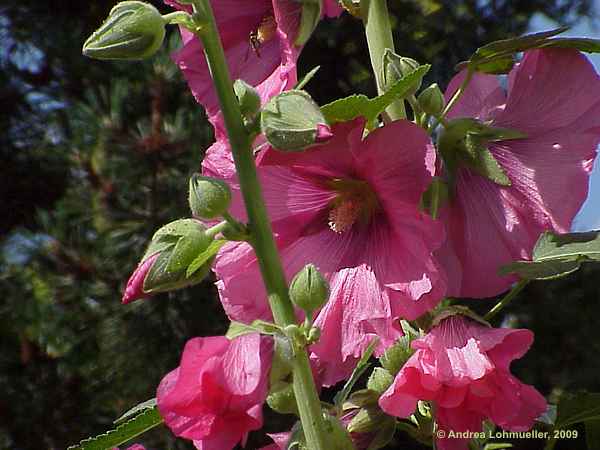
left=445, top=71, right=505, bottom=121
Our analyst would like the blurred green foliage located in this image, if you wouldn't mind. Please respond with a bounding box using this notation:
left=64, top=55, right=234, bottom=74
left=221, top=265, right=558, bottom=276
left=0, top=1, right=599, bottom=449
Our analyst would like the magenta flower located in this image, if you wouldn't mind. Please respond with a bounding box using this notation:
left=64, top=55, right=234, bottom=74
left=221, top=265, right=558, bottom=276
left=166, top=0, right=339, bottom=119
left=157, top=334, right=272, bottom=450
left=379, top=315, right=547, bottom=450
left=438, top=49, right=600, bottom=298
left=206, top=118, right=446, bottom=386
left=121, top=253, right=159, bottom=304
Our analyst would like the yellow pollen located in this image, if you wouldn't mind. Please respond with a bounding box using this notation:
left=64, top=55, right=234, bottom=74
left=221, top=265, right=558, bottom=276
left=256, top=16, right=277, bottom=43
left=328, top=199, right=361, bottom=234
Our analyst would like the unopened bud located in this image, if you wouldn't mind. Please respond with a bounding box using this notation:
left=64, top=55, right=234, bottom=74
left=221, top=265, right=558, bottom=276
left=366, top=367, right=394, bottom=394
left=261, top=90, right=332, bottom=152
left=234, top=79, right=261, bottom=120
left=123, top=219, right=215, bottom=302
left=418, top=83, right=445, bottom=116
left=289, top=264, right=329, bottom=314
left=83, top=1, right=166, bottom=60
left=188, top=174, right=231, bottom=219
left=382, top=50, right=423, bottom=93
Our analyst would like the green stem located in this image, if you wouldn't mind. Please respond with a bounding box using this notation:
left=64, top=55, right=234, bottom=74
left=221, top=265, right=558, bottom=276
left=190, top=2, right=328, bottom=449
left=544, top=436, right=558, bottom=450
left=484, top=280, right=529, bottom=321
left=361, top=0, right=406, bottom=120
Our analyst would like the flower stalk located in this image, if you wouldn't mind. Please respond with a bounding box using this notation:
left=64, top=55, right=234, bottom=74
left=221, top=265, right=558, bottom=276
left=360, top=0, right=406, bottom=120
left=189, top=1, right=329, bottom=448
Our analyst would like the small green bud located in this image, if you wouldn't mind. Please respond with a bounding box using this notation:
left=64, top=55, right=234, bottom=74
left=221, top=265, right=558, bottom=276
left=142, top=219, right=214, bottom=293
left=289, top=264, right=329, bottom=314
left=417, top=83, right=445, bottom=116
left=188, top=173, right=232, bottom=219
left=261, top=90, right=333, bottom=152
left=83, top=1, right=166, bottom=60
left=233, top=79, right=261, bottom=120
left=382, top=49, right=423, bottom=93
left=347, top=406, right=388, bottom=434
left=295, top=0, right=323, bottom=46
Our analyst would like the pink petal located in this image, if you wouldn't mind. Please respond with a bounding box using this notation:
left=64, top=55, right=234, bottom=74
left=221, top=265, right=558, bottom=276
left=121, top=253, right=159, bottom=304
left=445, top=70, right=506, bottom=121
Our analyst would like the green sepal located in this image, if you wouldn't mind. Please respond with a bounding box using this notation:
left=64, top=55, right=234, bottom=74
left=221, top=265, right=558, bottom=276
left=186, top=239, right=227, bottom=278
left=234, top=79, right=262, bottom=120
left=83, top=1, right=166, bottom=61
left=334, top=338, right=378, bottom=408
left=381, top=50, right=422, bottom=94
left=226, top=319, right=284, bottom=339
left=366, top=367, right=394, bottom=394
left=261, top=90, right=330, bottom=152
left=295, top=0, right=322, bottom=46
left=379, top=321, right=420, bottom=376
left=295, top=66, right=321, bottom=90
left=500, top=231, right=600, bottom=280
left=438, top=118, right=526, bottom=187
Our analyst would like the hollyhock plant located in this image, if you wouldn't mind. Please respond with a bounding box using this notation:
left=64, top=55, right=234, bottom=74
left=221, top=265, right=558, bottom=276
left=379, top=315, right=547, bottom=450
left=439, top=48, right=600, bottom=298
left=121, top=253, right=159, bottom=304
left=157, top=333, right=272, bottom=450
left=166, top=0, right=343, bottom=120
left=205, top=118, right=447, bottom=385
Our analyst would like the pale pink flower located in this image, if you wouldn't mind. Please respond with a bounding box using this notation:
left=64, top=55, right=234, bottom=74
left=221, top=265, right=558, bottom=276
left=157, top=334, right=272, bottom=450
left=207, top=118, right=446, bottom=386
left=121, top=253, right=159, bottom=304
left=379, top=315, right=547, bottom=450
left=439, top=49, right=600, bottom=298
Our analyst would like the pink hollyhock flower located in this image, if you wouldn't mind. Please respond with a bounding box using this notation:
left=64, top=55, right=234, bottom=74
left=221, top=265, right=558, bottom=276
left=205, top=118, right=446, bottom=385
left=166, top=0, right=342, bottom=120
left=121, top=253, right=159, bottom=304
left=259, top=432, right=291, bottom=450
left=157, top=333, right=272, bottom=450
left=379, top=315, right=547, bottom=450
left=439, top=48, right=600, bottom=298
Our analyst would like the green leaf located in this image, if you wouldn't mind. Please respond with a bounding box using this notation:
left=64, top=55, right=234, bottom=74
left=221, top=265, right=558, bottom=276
left=68, top=406, right=163, bottom=450
left=226, top=319, right=283, bottom=339
left=554, top=392, right=600, bottom=430
left=185, top=239, right=226, bottom=278
left=295, top=66, right=321, bottom=90
left=321, top=65, right=430, bottom=125
left=114, top=398, right=157, bottom=425
left=366, top=418, right=397, bottom=450
left=334, top=338, right=378, bottom=407
left=585, top=418, right=600, bottom=450
left=500, top=231, right=600, bottom=280
left=483, top=444, right=513, bottom=450
left=538, top=37, right=600, bottom=53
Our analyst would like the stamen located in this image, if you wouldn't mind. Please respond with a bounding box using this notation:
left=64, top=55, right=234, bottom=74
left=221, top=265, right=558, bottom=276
left=328, top=199, right=360, bottom=233
left=256, top=16, right=276, bottom=43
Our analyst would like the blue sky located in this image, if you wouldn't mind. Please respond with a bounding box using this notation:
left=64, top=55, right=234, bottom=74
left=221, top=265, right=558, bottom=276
left=528, top=7, right=600, bottom=231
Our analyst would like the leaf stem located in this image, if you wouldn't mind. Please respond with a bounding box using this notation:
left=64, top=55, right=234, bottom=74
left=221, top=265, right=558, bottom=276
left=484, top=280, right=529, bottom=321
left=431, top=68, right=474, bottom=131
left=189, top=2, right=328, bottom=448
left=360, top=0, right=406, bottom=120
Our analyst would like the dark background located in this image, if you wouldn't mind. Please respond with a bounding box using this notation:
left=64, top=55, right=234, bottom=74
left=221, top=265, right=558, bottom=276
left=1, top=1, right=599, bottom=449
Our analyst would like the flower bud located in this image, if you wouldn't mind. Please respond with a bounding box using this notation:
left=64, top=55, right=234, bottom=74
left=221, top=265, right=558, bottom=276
left=366, top=367, right=394, bottom=394
left=417, top=83, right=445, bottom=116
left=188, top=173, right=232, bottom=219
left=381, top=49, right=422, bottom=93
left=234, top=79, right=261, bottom=120
left=261, top=90, right=332, bottom=152
left=341, top=407, right=396, bottom=450
left=83, top=1, right=166, bottom=60
left=121, top=219, right=214, bottom=303
left=295, top=0, right=323, bottom=46
left=289, top=264, right=329, bottom=314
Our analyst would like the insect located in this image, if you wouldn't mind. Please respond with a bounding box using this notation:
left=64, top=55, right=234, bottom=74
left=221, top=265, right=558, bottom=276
left=247, top=16, right=277, bottom=59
